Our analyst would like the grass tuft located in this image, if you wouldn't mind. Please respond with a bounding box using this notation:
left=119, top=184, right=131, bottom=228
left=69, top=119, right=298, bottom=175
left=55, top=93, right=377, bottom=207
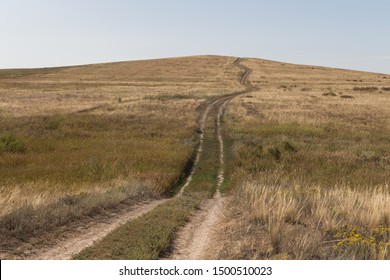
left=0, top=134, right=26, bottom=153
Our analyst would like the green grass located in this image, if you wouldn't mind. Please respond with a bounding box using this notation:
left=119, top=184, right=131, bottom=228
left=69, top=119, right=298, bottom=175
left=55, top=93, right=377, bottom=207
left=0, top=113, right=193, bottom=191
left=74, top=196, right=198, bottom=259
left=0, top=133, right=26, bottom=153
left=183, top=107, right=219, bottom=196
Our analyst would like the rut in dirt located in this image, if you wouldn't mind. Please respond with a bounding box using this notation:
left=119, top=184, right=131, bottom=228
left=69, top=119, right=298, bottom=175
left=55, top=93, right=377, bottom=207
left=167, top=58, right=255, bottom=260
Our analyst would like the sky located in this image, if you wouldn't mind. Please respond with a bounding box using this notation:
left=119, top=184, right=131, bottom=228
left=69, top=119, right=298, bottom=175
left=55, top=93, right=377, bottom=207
left=1, top=0, right=389, bottom=73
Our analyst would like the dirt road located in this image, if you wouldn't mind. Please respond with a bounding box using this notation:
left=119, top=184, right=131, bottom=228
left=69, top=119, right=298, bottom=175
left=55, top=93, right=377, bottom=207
left=167, top=59, right=255, bottom=259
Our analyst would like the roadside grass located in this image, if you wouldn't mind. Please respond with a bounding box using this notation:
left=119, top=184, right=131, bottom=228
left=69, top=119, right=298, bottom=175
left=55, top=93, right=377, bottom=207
left=183, top=104, right=220, bottom=196
left=219, top=132, right=235, bottom=193
left=74, top=196, right=198, bottom=260
left=218, top=58, right=390, bottom=260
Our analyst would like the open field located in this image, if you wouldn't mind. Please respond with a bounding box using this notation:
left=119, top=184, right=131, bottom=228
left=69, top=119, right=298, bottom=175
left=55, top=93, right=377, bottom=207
left=0, top=56, right=244, bottom=258
left=218, top=58, right=390, bottom=259
left=1, top=55, right=390, bottom=260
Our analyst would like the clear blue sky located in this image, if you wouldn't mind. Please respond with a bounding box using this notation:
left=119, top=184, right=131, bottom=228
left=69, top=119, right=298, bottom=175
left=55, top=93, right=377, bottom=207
left=1, top=0, right=389, bottom=73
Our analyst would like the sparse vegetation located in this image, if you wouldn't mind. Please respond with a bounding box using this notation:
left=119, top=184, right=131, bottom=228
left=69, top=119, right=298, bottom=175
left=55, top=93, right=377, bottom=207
left=353, top=86, right=378, bottom=91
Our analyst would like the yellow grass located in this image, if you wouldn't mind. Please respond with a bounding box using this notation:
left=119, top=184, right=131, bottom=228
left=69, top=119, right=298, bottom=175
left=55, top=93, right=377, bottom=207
left=0, top=56, right=243, bottom=216
left=222, top=180, right=389, bottom=259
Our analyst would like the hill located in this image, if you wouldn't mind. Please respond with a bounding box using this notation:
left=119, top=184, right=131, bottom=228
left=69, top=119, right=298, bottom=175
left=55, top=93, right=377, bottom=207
left=1, top=56, right=389, bottom=260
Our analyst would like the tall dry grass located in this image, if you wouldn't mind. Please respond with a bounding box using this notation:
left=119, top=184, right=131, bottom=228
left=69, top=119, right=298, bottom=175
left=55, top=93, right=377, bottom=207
left=239, top=179, right=389, bottom=259
left=220, top=177, right=389, bottom=260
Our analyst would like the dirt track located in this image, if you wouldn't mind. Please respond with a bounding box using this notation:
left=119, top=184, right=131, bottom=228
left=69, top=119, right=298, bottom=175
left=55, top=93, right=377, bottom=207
left=167, top=59, right=255, bottom=259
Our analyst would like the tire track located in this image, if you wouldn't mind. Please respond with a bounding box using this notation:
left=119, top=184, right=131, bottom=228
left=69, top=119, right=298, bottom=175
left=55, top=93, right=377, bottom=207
left=168, top=58, right=255, bottom=259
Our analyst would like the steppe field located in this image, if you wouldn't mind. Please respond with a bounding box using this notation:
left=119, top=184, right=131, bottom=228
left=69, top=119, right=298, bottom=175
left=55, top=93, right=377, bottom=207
left=0, top=56, right=389, bottom=259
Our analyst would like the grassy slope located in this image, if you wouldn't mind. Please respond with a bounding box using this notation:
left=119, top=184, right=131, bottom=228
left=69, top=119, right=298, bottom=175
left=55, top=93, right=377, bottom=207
left=0, top=56, right=242, bottom=210
left=219, top=59, right=390, bottom=259
left=0, top=56, right=243, bottom=257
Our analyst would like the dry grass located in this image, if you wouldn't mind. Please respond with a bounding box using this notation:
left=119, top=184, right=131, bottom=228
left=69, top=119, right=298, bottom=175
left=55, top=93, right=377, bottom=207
left=0, top=56, right=244, bottom=255
left=0, top=56, right=241, bottom=117
left=220, top=180, right=389, bottom=260
left=219, top=58, right=390, bottom=260
left=0, top=55, right=242, bottom=213
left=3, top=55, right=390, bottom=259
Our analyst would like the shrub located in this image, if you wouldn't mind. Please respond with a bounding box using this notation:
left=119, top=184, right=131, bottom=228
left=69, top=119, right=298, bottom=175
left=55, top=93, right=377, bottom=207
left=0, top=134, right=27, bottom=153
left=327, top=225, right=390, bottom=259
left=268, top=147, right=281, bottom=160
left=322, top=92, right=337, bottom=97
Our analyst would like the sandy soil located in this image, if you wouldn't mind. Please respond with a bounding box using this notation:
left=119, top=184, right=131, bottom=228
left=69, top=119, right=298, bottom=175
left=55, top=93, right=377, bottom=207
left=168, top=192, right=226, bottom=259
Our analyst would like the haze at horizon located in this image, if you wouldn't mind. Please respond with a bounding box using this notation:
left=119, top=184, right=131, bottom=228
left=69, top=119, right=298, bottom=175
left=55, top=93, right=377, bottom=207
left=1, top=0, right=389, bottom=73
